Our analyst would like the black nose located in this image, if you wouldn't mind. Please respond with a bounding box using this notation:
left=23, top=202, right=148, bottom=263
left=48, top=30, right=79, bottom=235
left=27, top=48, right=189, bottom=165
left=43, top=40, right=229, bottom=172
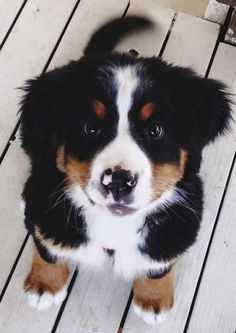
left=101, top=168, right=137, bottom=202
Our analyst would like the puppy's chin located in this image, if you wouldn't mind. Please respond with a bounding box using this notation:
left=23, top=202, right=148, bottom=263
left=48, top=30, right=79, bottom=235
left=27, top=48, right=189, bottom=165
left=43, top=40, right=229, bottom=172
left=88, top=197, right=139, bottom=216
left=106, top=203, right=137, bottom=216
left=85, top=188, right=138, bottom=216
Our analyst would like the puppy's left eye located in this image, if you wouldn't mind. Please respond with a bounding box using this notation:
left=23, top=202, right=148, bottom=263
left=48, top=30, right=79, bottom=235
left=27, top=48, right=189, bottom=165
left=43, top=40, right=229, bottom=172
left=84, top=123, right=101, bottom=136
left=146, top=124, right=164, bottom=139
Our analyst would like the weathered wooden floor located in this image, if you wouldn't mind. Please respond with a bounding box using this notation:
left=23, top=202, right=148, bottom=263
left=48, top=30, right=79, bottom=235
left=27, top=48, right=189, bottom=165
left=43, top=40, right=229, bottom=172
left=0, top=1, right=235, bottom=332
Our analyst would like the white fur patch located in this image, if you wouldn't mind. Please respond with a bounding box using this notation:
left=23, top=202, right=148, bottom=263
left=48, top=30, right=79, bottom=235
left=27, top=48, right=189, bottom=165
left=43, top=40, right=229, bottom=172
left=26, top=287, right=67, bottom=310
left=86, top=64, right=153, bottom=210
left=133, top=303, right=168, bottom=325
left=115, top=66, right=138, bottom=136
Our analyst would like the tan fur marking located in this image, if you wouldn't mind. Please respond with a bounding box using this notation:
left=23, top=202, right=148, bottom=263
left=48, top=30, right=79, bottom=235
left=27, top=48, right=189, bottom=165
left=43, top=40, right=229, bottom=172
left=133, top=268, right=175, bottom=312
left=56, top=145, right=66, bottom=172
left=139, top=102, right=155, bottom=121
left=56, top=145, right=91, bottom=190
left=24, top=245, right=69, bottom=295
left=152, top=149, right=188, bottom=199
left=93, top=100, right=106, bottom=119
left=35, top=226, right=72, bottom=253
left=66, top=157, right=91, bottom=190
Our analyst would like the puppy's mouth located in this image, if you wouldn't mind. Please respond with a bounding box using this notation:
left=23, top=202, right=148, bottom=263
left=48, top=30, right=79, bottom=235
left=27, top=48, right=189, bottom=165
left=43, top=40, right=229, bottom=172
left=86, top=190, right=137, bottom=216
left=106, top=203, right=137, bottom=216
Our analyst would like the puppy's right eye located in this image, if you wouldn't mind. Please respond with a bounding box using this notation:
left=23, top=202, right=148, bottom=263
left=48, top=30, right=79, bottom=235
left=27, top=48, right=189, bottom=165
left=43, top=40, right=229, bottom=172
left=84, top=123, right=101, bottom=136
left=146, top=124, right=164, bottom=140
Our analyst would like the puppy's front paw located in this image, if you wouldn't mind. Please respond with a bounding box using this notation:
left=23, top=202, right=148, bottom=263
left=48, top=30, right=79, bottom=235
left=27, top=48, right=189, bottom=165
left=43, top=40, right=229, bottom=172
left=24, top=246, right=69, bottom=310
left=26, top=287, right=67, bottom=310
left=132, top=271, right=174, bottom=325
left=133, top=303, right=168, bottom=325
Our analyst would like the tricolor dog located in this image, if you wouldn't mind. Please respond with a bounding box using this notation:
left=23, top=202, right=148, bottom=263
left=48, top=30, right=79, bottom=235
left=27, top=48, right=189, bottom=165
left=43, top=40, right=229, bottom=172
left=20, top=17, right=231, bottom=325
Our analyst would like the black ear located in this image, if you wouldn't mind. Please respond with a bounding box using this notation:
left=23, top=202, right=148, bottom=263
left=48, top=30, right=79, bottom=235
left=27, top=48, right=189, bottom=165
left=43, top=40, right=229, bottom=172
left=20, top=73, right=62, bottom=168
left=167, top=67, right=232, bottom=150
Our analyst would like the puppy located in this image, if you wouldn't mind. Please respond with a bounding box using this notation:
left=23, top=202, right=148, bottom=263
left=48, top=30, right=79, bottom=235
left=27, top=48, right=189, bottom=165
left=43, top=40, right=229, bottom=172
left=20, top=17, right=231, bottom=324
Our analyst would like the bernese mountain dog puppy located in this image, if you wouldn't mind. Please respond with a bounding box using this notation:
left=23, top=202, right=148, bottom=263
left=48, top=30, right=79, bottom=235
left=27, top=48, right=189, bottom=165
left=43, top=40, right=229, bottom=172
left=20, top=17, right=231, bottom=325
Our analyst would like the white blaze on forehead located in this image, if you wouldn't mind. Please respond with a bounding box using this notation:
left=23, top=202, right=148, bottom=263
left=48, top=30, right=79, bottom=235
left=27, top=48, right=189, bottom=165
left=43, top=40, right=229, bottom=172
left=115, top=66, right=139, bottom=135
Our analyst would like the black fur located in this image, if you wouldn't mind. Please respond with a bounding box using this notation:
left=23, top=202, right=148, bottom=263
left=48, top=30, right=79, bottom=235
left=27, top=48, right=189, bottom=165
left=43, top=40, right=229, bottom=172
left=139, top=174, right=203, bottom=261
left=20, top=16, right=231, bottom=265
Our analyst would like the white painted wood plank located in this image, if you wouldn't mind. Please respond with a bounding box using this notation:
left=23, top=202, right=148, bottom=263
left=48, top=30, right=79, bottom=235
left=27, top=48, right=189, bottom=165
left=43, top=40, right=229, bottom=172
left=123, top=21, right=236, bottom=333
left=0, top=239, right=74, bottom=333
left=187, top=168, right=236, bottom=330
left=187, top=165, right=236, bottom=333
left=163, top=12, right=220, bottom=75
left=186, top=43, right=236, bottom=333
left=0, top=135, right=30, bottom=290
left=57, top=264, right=131, bottom=333
left=209, top=42, right=236, bottom=92
left=116, top=0, right=175, bottom=56
left=0, top=0, right=24, bottom=45
left=55, top=3, right=175, bottom=332
left=0, top=0, right=78, bottom=155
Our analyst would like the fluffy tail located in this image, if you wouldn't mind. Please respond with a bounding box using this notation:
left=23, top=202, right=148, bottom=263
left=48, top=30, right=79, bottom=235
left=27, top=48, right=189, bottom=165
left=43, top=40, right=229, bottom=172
left=84, top=16, right=152, bottom=56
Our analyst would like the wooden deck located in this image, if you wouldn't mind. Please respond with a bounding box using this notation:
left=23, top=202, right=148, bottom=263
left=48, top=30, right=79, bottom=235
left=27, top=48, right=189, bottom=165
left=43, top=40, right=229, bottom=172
left=0, top=1, right=236, bottom=332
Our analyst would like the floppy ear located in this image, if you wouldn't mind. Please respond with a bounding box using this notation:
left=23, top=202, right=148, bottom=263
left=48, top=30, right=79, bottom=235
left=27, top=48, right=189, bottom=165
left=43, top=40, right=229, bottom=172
left=20, top=72, right=70, bottom=168
left=20, top=76, right=56, bottom=166
left=167, top=67, right=232, bottom=150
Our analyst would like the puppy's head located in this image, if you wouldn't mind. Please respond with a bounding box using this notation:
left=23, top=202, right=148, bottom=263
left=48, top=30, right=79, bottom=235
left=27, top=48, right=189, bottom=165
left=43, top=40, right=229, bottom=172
left=20, top=55, right=231, bottom=216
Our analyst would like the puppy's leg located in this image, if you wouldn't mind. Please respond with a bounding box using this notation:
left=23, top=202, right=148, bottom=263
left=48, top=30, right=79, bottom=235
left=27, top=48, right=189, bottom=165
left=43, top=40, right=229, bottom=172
left=133, top=268, right=174, bottom=325
left=24, top=245, right=69, bottom=310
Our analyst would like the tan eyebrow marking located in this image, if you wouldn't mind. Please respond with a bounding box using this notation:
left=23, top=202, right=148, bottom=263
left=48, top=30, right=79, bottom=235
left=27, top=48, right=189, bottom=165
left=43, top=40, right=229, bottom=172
left=139, top=102, right=155, bottom=121
left=93, top=100, right=106, bottom=119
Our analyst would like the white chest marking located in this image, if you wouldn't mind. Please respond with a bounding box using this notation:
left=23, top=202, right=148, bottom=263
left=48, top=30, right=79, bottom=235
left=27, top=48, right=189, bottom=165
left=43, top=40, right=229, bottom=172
left=76, top=204, right=170, bottom=280
left=47, top=187, right=180, bottom=279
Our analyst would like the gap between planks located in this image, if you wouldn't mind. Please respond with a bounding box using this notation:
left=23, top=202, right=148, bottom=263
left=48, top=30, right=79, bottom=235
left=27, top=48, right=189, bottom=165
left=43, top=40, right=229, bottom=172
left=0, top=0, right=28, bottom=50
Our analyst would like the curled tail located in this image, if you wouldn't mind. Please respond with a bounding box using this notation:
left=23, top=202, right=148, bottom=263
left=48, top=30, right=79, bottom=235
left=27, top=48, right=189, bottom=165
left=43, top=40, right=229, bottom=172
left=84, top=16, right=152, bottom=56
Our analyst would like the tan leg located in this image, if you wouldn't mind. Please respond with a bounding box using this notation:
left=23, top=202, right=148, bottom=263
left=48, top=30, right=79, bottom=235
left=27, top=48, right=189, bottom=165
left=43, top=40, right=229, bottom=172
left=24, top=245, right=69, bottom=310
left=133, top=268, right=174, bottom=325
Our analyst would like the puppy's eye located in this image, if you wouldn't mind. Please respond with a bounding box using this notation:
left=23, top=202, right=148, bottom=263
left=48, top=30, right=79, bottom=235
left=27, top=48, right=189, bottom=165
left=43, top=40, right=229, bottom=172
left=84, top=123, right=101, bottom=136
left=146, top=124, right=164, bottom=139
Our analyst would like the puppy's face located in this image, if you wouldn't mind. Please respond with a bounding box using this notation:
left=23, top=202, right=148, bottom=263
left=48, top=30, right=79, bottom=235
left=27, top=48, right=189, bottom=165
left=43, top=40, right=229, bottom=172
left=56, top=63, right=188, bottom=216
left=22, top=55, right=230, bottom=216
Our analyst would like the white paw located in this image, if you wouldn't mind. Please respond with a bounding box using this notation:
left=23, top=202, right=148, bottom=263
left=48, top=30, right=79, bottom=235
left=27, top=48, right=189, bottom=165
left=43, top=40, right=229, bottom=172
left=133, top=303, right=168, bottom=325
left=26, top=287, right=67, bottom=310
